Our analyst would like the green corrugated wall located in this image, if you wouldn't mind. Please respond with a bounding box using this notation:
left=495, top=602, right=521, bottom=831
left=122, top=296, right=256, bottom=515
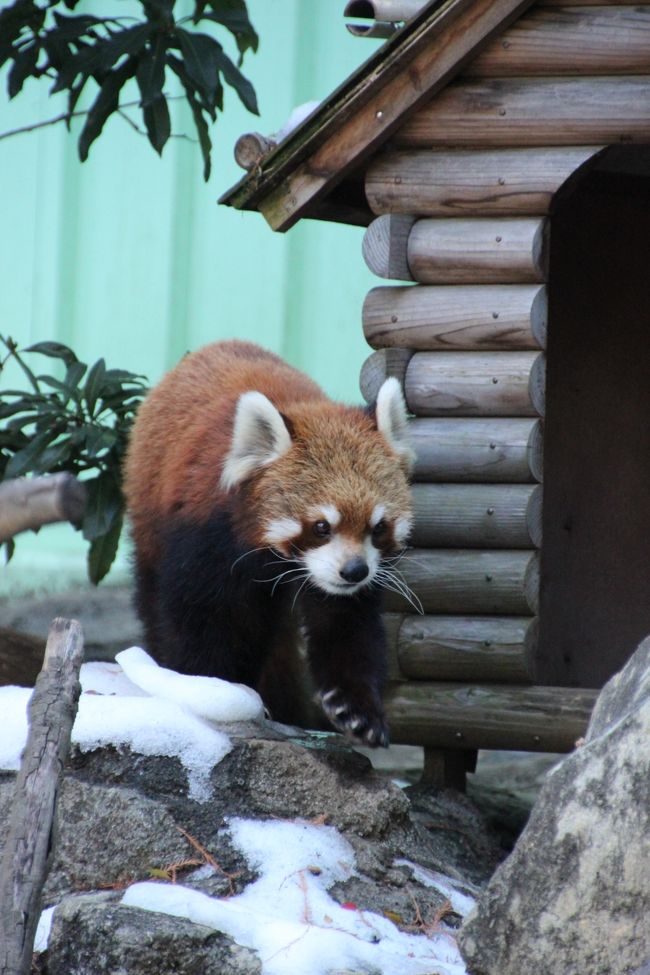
left=0, top=1, right=382, bottom=594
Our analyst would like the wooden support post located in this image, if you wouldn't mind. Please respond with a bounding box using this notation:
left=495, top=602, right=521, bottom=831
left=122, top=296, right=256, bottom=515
left=360, top=348, right=414, bottom=403
left=422, top=747, right=478, bottom=792
left=0, top=618, right=84, bottom=975
left=362, top=214, right=416, bottom=280
left=410, top=483, right=542, bottom=549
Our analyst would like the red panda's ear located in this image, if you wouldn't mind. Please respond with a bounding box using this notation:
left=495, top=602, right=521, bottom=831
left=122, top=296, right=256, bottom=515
left=375, top=378, right=415, bottom=473
left=221, top=391, right=292, bottom=490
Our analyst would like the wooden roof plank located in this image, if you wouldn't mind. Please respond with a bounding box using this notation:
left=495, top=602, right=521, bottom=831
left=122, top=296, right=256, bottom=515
left=221, top=0, right=537, bottom=231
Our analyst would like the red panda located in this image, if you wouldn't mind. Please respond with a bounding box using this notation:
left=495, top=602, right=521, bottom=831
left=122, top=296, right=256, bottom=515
left=123, top=340, right=414, bottom=747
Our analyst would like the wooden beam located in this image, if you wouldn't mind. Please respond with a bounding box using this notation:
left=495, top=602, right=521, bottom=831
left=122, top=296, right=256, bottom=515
left=366, top=146, right=599, bottom=217
left=408, top=416, right=543, bottom=483
left=409, top=217, right=548, bottom=284
left=385, top=612, right=537, bottom=682
left=222, top=0, right=539, bottom=231
left=394, top=76, right=650, bottom=147
left=384, top=548, right=540, bottom=614
left=363, top=283, right=547, bottom=351
left=466, top=5, right=650, bottom=76
left=411, top=482, right=542, bottom=548
left=384, top=681, right=597, bottom=752
left=0, top=619, right=84, bottom=975
left=405, top=350, right=545, bottom=417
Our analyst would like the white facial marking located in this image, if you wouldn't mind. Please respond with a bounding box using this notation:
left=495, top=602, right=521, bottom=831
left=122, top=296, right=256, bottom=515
left=263, top=517, right=301, bottom=546
left=370, top=504, right=387, bottom=528
left=394, top=515, right=413, bottom=546
left=304, top=534, right=380, bottom=596
left=319, top=504, right=341, bottom=528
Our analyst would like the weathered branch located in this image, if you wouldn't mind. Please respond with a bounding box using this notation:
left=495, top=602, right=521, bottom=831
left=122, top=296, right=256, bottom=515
left=0, top=618, right=84, bottom=975
left=0, top=474, right=86, bottom=543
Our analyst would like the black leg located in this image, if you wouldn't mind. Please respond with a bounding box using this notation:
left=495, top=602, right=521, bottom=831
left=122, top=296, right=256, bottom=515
left=300, top=587, right=389, bottom=747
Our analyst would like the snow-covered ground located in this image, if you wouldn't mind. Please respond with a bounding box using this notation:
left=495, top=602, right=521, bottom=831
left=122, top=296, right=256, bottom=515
left=1, top=648, right=471, bottom=975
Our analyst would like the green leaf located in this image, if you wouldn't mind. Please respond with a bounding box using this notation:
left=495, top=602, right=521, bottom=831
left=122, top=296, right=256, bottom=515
left=51, top=23, right=150, bottom=94
left=176, top=29, right=222, bottom=102
left=25, top=341, right=78, bottom=366
left=84, top=357, right=106, bottom=415
left=83, top=471, right=122, bottom=541
left=135, top=33, right=166, bottom=106
left=8, top=42, right=39, bottom=99
left=78, top=57, right=137, bottom=162
left=33, top=438, right=74, bottom=473
left=143, top=95, right=171, bottom=155
left=3, top=539, right=16, bottom=564
left=214, top=46, right=257, bottom=114
left=168, top=53, right=212, bottom=179
left=87, top=511, right=123, bottom=584
left=4, top=427, right=53, bottom=478
left=201, top=1, right=258, bottom=59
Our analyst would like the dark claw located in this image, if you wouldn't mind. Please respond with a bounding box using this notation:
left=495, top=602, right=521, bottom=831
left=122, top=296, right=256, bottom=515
left=316, top=687, right=390, bottom=748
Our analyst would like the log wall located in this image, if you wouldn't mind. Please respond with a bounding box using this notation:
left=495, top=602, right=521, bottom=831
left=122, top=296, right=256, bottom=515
left=354, top=1, right=647, bottom=752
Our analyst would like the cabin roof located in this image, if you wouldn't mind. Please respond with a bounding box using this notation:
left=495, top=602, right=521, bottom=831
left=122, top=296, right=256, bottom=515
left=218, top=0, right=537, bottom=232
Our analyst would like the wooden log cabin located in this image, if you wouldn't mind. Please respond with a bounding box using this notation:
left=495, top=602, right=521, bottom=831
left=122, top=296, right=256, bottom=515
left=221, top=0, right=650, bottom=785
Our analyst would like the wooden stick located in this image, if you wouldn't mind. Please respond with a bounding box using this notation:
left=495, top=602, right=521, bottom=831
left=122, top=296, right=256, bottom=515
left=385, top=611, right=537, bottom=683
left=405, top=350, right=544, bottom=417
left=384, top=680, right=597, bottom=752
left=363, top=283, right=547, bottom=351
left=0, top=474, right=86, bottom=543
left=365, top=146, right=598, bottom=217
left=409, top=416, right=543, bottom=483
left=384, top=548, right=539, bottom=615
left=0, top=618, right=84, bottom=975
left=466, top=6, right=650, bottom=77
left=394, top=76, right=650, bottom=147
left=410, top=482, right=542, bottom=548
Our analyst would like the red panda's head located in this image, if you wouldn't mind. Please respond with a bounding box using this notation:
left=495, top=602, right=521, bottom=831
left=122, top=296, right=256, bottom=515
left=221, top=379, right=414, bottom=597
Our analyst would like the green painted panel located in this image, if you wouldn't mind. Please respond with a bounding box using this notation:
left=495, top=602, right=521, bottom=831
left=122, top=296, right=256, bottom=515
left=0, top=2, right=383, bottom=592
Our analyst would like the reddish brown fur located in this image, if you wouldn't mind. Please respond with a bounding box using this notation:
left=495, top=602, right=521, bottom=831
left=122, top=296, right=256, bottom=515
left=124, top=340, right=411, bottom=563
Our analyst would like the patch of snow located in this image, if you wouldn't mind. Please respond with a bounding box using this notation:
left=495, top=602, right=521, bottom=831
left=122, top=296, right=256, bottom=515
left=73, top=694, right=231, bottom=801
left=394, top=859, right=477, bottom=917
left=275, top=100, right=321, bottom=142
left=80, top=660, right=147, bottom=697
left=0, top=686, right=31, bottom=769
left=123, top=817, right=468, bottom=975
left=33, top=906, right=56, bottom=953
left=116, top=647, right=264, bottom=722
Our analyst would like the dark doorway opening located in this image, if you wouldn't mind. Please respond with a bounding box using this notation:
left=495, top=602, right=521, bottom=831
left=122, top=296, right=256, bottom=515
left=536, top=145, right=650, bottom=688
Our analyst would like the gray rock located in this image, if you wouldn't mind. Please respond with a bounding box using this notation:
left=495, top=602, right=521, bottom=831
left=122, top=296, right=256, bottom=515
left=46, top=892, right=262, bottom=975
left=459, top=636, right=650, bottom=975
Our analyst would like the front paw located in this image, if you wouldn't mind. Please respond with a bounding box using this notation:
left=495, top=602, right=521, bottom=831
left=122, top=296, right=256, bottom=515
left=315, top=687, right=389, bottom=748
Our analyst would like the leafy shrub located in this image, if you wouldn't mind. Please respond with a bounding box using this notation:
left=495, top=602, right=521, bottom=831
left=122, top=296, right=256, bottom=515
left=0, top=0, right=259, bottom=179
left=0, top=336, right=149, bottom=583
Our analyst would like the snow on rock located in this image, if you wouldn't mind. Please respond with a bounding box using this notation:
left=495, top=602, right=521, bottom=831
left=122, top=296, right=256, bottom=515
left=0, top=648, right=268, bottom=801
left=34, top=906, right=56, bottom=953
left=394, top=859, right=477, bottom=917
left=72, top=694, right=231, bottom=802
left=275, top=100, right=321, bottom=142
left=123, top=817, right=469, bottom=975
left=115, top=647, right=264, bottom=723
left=0, top=685, right=32, bottom=770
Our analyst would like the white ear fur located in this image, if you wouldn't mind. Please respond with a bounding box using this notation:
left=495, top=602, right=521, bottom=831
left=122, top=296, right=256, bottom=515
left=221, top=391, right=292, bottom=490
left=375, top=377, right=415, bottom=470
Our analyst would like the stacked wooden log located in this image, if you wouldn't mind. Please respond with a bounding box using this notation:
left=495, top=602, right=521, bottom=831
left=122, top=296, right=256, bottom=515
left=354, top=0, right=650, bottom=756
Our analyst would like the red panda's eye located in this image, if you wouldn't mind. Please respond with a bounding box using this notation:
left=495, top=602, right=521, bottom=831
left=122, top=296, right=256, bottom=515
left=372, top=519, right=389, bottom=540
left=313, top=519, right=331, bottom=538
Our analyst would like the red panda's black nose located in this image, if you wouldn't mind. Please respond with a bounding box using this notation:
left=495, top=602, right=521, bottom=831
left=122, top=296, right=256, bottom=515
left=340, top=557, right=369, bottom=584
